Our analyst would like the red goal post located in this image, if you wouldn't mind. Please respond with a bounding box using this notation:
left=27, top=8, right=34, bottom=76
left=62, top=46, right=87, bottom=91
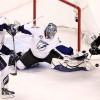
left=33, top=0, right=81, bottom=51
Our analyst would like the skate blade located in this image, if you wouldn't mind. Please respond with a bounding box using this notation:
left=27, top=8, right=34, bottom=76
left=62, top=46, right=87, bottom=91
left=1, top=94, right=15, bottom=99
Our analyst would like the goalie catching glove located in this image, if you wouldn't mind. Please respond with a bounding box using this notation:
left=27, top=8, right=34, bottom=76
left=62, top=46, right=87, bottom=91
left=51, top=58, right=95, bottom=72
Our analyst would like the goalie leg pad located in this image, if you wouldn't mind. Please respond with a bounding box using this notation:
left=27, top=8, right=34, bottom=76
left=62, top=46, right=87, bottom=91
left=51, top=58, right=87, bottom=72
left=74, top=53, right=88, bottom=61
left=1, top=66, right=9, bottom=89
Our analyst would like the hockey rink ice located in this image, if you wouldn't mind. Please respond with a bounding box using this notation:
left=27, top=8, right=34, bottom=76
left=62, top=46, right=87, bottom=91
left=1, top=0, right=100, bottom=100
left=3, top=28, right=100, bottom=100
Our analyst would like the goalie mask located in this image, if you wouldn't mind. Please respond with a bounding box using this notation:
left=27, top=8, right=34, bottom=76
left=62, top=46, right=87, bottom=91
left=45, top=23, right=57, bottom=39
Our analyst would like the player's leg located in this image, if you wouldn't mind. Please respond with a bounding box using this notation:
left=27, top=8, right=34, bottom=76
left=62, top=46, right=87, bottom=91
left=0, top=56, right=15, bottom=98
left=44, top=49, right=63, bottom=64
left=16, top=49, right=39, bottom=69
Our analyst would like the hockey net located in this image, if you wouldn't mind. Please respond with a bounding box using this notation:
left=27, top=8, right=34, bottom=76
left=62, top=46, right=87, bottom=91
left=33, top=0, right=81, bottom=51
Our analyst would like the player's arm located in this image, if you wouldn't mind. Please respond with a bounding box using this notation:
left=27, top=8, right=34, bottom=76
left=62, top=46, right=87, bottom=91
left=18, top=22, right=37, bottom=35
left=18, top=25, right=32, bottom=35
left=6, top=21, right=32, bottom=36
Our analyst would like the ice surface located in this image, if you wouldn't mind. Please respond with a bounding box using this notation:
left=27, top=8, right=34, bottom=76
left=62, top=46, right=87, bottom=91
left=0, top=0, right=100, bottom=100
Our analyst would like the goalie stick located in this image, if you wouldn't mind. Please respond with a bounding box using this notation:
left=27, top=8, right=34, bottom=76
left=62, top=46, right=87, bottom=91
left=25, top=16, right=44, bottom=24
left=11, top=35, right=17, bottom=75
left=32, top=16, right=44, bottom=23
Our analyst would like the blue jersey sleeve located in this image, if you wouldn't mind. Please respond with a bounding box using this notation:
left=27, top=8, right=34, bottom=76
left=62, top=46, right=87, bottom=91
left=0, top=23, right=8, bottom=31
left=18, top=25, right=32, bottom=35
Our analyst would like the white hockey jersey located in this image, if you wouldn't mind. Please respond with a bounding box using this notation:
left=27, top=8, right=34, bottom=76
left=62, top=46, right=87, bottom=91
left=23, top=23, right=61, bottom=58
left=0, top=16, right=9, bottom=49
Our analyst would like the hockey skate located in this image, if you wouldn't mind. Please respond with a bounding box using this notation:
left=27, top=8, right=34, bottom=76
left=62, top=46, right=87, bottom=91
left=1, top=88, right=15, bottom=99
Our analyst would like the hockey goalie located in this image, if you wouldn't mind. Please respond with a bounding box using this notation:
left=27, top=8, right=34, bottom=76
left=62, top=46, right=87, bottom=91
left=7, top=20, right=99, bottom=72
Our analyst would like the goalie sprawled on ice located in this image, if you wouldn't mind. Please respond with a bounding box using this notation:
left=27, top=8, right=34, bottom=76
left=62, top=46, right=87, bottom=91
left=7, top=21, right=99, bottom=72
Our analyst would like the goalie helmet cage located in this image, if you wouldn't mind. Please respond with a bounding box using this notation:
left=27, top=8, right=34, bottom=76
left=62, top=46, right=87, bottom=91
left=33, top=0, right=81, bottom=51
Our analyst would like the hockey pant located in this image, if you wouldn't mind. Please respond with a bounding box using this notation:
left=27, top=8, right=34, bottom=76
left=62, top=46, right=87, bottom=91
left=51, top=58, right=94, bottom=72
left=0, top=56, right=9, bottom=92
left=17, top=49, right=63, bottom=69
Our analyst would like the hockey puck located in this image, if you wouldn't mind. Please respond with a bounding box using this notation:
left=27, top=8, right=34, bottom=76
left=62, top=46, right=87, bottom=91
left=82, top=50, right=86, bottom=54
left=95, top=64, right=99, bottom=67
